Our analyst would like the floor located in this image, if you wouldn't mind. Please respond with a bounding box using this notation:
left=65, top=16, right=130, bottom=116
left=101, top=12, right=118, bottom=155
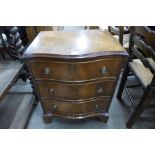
left=0, top=79, right=34, bottom=129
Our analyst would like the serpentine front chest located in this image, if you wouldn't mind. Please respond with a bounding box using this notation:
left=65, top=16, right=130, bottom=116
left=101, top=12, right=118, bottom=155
left=22, top=30, right=128, bottom=123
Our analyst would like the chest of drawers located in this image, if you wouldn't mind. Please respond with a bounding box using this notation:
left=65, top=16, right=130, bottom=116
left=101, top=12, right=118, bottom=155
left=22, top=30, right=128, bottom=123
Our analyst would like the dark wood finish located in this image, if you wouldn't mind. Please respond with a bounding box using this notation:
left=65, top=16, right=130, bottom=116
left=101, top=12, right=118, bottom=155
left=43, top=97, right=109, bottom=115
left=10, top=27, right=25, bottom=56
left=74, top=97, right=110, bottom=114
left=0, top=27, right=24, bottom=60
left=23, top=30, right=128, bottom=123
left=0, top=30, right=10, bottom=60
left=25, top=26, right=64, bottom=42
left=0, top=33, right=7, bottom=60
left=117, top=26, right=155, bottom=128
left=43, top=112, right=109, bottom=122
left=37, top=80, right=114, bottom=100
left=28, top=58, right=123, bottom=81
left=85, top=26, right=99, bottom=30
left=108, top=26, right=130, bottom=49
left=108, top=26, right=124, bottom=44
left=43, top=112, right=53, bottom=123
left=22, top=30, right=127, bottom=59
left=0, top=27, right=37, bottom=128
left=26, top=26, right=54, bottom=42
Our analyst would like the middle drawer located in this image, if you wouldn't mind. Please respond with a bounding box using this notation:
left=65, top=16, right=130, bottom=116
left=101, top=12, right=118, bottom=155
left=37, top=80, right=115, bottom=100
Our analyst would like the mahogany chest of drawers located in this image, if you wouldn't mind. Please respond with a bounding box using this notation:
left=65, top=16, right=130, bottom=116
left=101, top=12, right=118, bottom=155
left=22, top=30, right=128, bottom=123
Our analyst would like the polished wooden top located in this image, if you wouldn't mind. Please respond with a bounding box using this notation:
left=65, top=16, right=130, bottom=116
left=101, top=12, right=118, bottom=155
left=23, top=30, right=127, bottom=59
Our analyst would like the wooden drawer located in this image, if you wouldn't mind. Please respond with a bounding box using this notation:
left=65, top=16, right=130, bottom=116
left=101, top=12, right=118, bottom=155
left=37, top=80, right=115, bottom=100
left=42, top=97, right=110, bottom=114
left=43, top=99, right=75, bottom=114
left=29, top=58, right=122, bottom=81
left=74, top=97, right=110, bottom=114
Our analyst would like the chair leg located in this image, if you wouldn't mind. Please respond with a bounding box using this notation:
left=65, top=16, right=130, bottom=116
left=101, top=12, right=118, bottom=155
left=119, top=26, right=124, bottom=45
left=117, top=64, right=130, bottom=99
left=0, top=48, right=6, bottom=59
left=126, top=87, right=151, bottom=128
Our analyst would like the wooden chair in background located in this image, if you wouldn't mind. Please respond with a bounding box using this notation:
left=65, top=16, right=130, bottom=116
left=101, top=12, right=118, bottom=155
left=0, top=32, right=8, bottom=60
left=85, top=26, right=99, bottom=30
left=26, top=26, right=64, bottom=42
left=0, top=26, right=37, bottom=128
left=117, top=26, right=155, bottom=128
left=108, top=26, right=130, bottom=49
left=0, top=27, right=23, bottom=100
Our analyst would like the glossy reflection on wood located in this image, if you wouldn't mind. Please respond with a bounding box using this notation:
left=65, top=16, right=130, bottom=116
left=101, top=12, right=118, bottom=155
left=23, top=30, right=126, bottom=59
left=22, top=30, right=128, bottom=123
left=37, top=80, right=115, bottom=100
left=28, top=58, right=123, bottom=81
left=43, top=97, right=110, bottom=115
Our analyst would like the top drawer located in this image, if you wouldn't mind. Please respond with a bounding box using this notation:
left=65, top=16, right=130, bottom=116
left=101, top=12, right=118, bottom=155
left=28, top=58, right=123, bottom=81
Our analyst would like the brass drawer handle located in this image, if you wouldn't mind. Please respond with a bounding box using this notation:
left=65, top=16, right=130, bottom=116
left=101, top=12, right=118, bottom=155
left=52, top=104, right=57, bottom=111
left=44, top=67, right=50, bottom=75
left=95, top=104, right=99, bottom=109
left=49, top=88, right=54, bottom=94
left=97, top=87, right=103, bottom=94
left=100, top=67, right=108, bottom=75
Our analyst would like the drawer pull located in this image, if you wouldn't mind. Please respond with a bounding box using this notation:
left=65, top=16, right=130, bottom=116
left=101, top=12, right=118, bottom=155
left=100, top=67, right=108, bottom=75
left=95, top=104, right=99, bottom=109
left=49, top=88, right=54, bottom=94
left=52, top=104, right=57, bottom=110
left=44, top=68, right=50, bottom=75
left=97, top=88, right=103, bottom=94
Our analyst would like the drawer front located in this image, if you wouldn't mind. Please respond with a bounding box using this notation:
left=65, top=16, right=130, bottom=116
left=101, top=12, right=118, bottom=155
left=42, top=97, right=110, bottom=114
left=43, top=99, right=75, bottom=114
left=29, top=58, right=122, bottom=81
left=75, top=97, right=110, bottom=114
left=37, top=80, right=115, bottom=100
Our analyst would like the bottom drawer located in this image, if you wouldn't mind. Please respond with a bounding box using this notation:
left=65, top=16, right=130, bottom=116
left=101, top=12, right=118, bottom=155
left=43, top=99, right=75, bottom=114
left=42, top=97, right=110, bottom=115
left=75, top=98, right=110, bottom=114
